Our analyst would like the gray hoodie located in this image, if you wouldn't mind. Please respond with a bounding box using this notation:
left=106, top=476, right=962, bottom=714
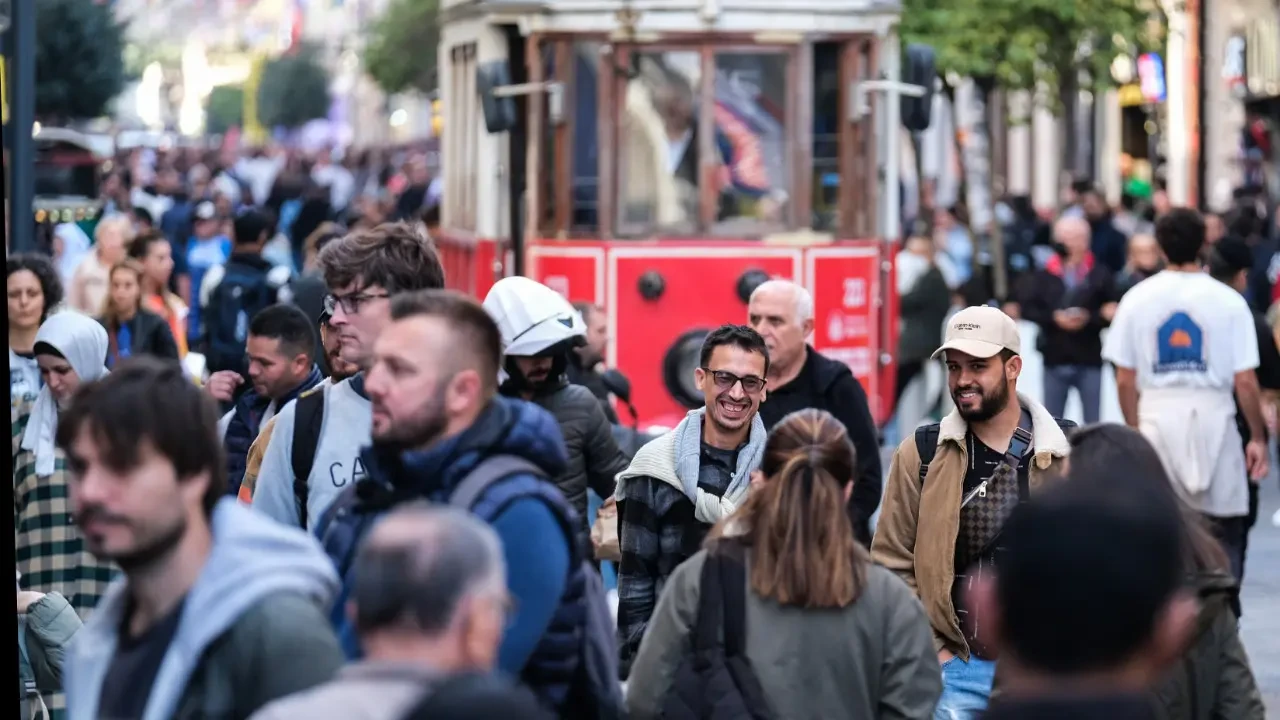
left=63, top=499, right=341, bottom=720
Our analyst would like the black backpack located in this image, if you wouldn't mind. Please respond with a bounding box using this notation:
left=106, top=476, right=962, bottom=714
left=290, top=386, right=327, bottom=528
left=664, top=541, right=774, bottom=720
left=205, top=261, right=274, bottom=375
left=913, top=417, right=1077, bottom=483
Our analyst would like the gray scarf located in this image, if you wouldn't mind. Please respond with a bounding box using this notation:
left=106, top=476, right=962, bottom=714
left=671, top=407, right=767, bottom=523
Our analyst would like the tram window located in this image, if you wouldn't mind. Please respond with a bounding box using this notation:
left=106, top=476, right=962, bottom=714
left=710, top=51, right=790, bottom=233
left=569, top=42, right=602, bottom=232
left=813, top=42, right=841, bottom=232
left=616, top=50, right=703, bottom=237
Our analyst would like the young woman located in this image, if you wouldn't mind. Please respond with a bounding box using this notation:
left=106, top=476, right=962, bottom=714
left=129, top=232, right=190, bottom=357
left=1065, top=424, right=1265, bottom=720
left=9, top=254, right=64, bottom=408
left=627, top=408, right=941, bottom=719
left=97, top=259, right=180, bottom=368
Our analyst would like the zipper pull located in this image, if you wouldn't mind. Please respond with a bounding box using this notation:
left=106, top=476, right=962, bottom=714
left=978, top=483, right=987, bottom=498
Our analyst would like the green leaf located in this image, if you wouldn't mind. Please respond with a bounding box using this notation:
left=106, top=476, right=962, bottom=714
left=35, top=0, right=128, bottom=122
left=257, top=44, right=331, bottom=130
left=364, top=0, right=439, bottom=95
left=205, top=85, right=245, bottom=136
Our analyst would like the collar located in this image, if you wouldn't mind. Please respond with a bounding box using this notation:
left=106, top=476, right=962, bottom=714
left=338, top=659, right=444, bottom=684
left=1045, top=252, right=1095, bottom=277
left=938, top=392, right=1071, bottom=469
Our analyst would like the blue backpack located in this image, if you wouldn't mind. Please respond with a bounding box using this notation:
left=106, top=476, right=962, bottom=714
left=320, top=455, right=623, bottom=720
left=205, top=261, right=273, bottom=375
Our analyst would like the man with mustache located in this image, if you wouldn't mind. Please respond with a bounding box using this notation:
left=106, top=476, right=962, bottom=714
left=613, top=324, right=770, bottom=676
left=872, top=306, right=1075, bottom=719
left=58, top=358, right=342, bottom=720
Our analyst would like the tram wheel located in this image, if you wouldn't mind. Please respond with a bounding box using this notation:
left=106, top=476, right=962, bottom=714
left=662, top=327, right=711, bottom=409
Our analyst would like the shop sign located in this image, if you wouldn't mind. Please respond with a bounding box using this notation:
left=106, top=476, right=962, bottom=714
left=1137, top=53, right=1167, bottom=104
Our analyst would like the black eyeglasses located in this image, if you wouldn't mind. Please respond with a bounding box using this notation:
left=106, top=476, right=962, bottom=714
left=701, top=368, right=766, bottom=394
left=324, top=291, right=389, bottom=315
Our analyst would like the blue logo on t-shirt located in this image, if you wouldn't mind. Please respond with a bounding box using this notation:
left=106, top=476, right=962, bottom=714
left=1153, top=311, right=1206, bottom=373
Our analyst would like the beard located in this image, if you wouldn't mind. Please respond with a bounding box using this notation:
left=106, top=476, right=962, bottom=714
left=78, top=504, right=188, bottom=573
left=374, top=384, right=449, bottom=451
left=953, top=379, right=1011, bottom=423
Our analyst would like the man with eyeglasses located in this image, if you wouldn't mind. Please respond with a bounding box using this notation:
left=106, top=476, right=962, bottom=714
left=613, top=324, right=770, bottom=676
left=249, top=222, right=445, bottom=531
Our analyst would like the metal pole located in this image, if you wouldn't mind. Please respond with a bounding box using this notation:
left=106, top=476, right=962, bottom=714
left=882, top=34, right=902, bottom=243
left=9, top=0, right=33, bottom=252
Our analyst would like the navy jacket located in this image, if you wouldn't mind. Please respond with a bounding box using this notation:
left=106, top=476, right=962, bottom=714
left=319, top=397, right=587, bottom=712
left=224, top=365, right=324, bottom=494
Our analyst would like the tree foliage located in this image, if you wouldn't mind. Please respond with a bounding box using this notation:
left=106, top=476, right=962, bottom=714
left=365, top=0, right=440, bottom=95
left=900, top=0, right=1162, bottom=107
left=35, top=0, right=128, bottom=121
left=257, top=45, right=331, bottom=130
left=205, top=85, right=245, bottom=136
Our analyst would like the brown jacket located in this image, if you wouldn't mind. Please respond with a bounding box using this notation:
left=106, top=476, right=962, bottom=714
left=871, top=393, right=1072, bottom=659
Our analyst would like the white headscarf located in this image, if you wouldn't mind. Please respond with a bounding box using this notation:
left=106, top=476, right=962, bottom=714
left=20, top=312, right=109, bottom=477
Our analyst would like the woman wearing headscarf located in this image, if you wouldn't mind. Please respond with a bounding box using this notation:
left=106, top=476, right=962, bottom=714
left=13, top=311, right=118, bottom=720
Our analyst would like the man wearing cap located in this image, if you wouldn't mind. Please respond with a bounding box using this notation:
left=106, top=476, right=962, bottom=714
left=872, top=305, right=1075, bottom=720
left=184, top=199, right=233, bottom=340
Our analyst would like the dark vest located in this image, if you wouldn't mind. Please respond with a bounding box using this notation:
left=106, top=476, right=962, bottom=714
left=224, top=366, right=323, bottom=494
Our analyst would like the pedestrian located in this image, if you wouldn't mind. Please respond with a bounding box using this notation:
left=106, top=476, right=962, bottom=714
left=8, top=254, right=64, bottom=408
left=320, top=290, right=620, bottom=716
left=974, top=480, right=1201, bottom=718
left=200, top=207, right=292, bottom=377
left=96, top=259, right=180, bottom=367
left=1063, top=424, right=1264, bottom=719
left=69, top=215, right=133, bottom=316
left=128, top=232, right=190, bottom=358
left=1016, top=216, right=1119, bottom=424
left=614, top=325, right=770, bottom=676
left=1104, top=208, right=1269, bottom=581
left=568, top=301, right=618, bottom=423
left=250, top=505, right=547, bottom=720
left=206, top=304, right=325, bottom=494
left=872, top=305, right=1075, bottom=719
left=18, top=570, right=84, bottom=720
left=627, top=408, right=941, bottom=719
left=485, top=277, right=629, bottom=536
left=58, top=357, right=343, bottom=720
left=747, top=280, right=883, bottom=546
left=250, top=222, right=444, bottom=531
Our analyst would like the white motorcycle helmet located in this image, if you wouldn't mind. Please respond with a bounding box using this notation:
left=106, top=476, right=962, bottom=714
left=482, top=276, right=587, bottom=388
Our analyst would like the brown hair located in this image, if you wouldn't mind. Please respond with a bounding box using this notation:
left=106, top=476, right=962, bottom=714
left=317, top=222, right=445, bottom=296
left=100, top=259, right=145, bottom=327
left=708, top=408, right=867, bottom=608
left=127, top=230, right=169, bottom=261
left=1065, top=423, right=1229, bottom=574
left=389, top=290, right=502, bottom=395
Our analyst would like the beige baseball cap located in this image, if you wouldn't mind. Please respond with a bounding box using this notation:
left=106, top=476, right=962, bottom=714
left=931, top=305, right=1021, bottom=360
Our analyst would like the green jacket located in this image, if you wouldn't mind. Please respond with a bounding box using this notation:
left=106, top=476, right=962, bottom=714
left=19, top=592, right=83, bottom=720
left=1152, top=572, right=1265, bottom=720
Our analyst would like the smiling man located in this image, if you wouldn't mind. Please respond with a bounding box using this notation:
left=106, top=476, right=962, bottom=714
left=613, top=324, right=770, bottom=676
left=872, top=305, right=1075, bottom=720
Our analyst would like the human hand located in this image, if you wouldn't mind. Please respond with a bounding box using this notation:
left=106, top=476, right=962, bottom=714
left=205, top=371, right=244, bottom=403
left=17, top=590, right=44, bottom=614
left=1245, top=439, right=1269, bottom=480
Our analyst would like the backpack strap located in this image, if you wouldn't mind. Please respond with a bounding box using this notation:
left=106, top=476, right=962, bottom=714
left=291, top=388, right=326, bottom=528
left=449, top=455, right=547, bottom=511
left=694, top=542, right=750, bottom=657
left=693, top=553, right=727, bottom=654
left=717, top=544, right=750, bottom=659
left=914, top=423, right=941, bottom=485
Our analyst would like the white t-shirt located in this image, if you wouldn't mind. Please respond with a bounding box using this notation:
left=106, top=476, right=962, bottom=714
left=251, top=377, right=372, bottom=529
left=1103, top=271, right=1259, bottom=391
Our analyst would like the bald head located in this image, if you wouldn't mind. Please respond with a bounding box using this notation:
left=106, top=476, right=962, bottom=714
left=1053, top=216, right=1091, bottom=258
left=353, top=504, right=505, bottom=636
left=747, top=279, right=814, bottom=374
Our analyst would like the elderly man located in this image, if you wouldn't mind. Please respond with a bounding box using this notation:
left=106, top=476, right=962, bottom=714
left=748, top=279, right=883, bottom=546
left=1016, top=215, right=1120, bottom=423
left=249, top=505, right=548, bottom=720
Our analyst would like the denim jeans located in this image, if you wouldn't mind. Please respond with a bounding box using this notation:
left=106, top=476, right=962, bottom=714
left=1042, top=364, right=1102, bottom=424
left=934, top=655, right=997, bottom=720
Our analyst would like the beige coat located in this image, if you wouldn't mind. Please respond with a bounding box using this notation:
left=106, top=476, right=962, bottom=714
left=870, top=393, right=1071, bottom=659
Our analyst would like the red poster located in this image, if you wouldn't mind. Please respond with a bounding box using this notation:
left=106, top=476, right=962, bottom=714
left=808, top=246, right=882, bottom=417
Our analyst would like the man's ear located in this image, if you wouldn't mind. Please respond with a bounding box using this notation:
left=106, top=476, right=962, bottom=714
left=1006, top=354, right=1023, bottom=382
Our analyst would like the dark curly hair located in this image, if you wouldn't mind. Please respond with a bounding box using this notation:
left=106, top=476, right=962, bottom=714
left=7, top=253, right=64, bottom=323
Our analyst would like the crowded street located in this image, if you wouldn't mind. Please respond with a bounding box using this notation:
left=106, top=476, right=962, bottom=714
left=6, top=0, right=1280, bottom=717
